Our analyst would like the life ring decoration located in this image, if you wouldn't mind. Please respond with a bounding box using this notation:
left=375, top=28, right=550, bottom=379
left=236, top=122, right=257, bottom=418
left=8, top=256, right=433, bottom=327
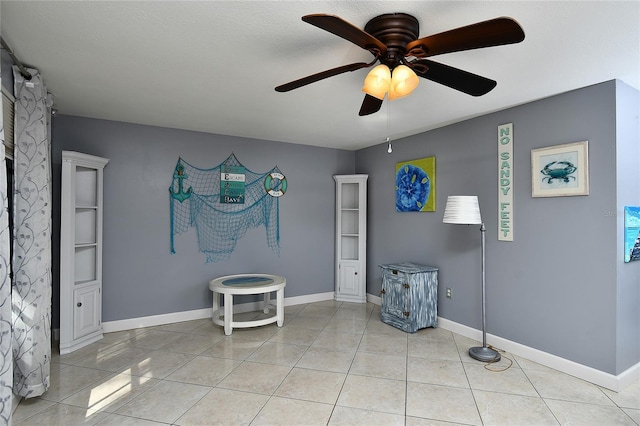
left=264, top=172, right=287, bottom=197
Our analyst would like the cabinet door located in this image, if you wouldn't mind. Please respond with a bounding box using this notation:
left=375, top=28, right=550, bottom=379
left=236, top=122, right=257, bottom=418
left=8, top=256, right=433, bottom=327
left=73, top=285, right=101, bottom=339
left=381, top=274, right=408, bottom=320
left=338, top=261, right=361, bottom=298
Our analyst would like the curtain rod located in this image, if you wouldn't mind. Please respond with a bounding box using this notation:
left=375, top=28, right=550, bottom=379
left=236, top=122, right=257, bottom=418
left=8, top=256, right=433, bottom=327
left=0, top=37, right=32, bottom=80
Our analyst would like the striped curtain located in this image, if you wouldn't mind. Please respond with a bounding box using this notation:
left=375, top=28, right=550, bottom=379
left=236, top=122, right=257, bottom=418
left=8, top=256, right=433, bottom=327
left=11, top=66, right=52, bottom=398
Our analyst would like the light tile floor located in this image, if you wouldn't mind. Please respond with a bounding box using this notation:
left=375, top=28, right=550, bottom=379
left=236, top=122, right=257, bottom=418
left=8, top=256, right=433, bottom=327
left=13, top=301, right=640, bottom=425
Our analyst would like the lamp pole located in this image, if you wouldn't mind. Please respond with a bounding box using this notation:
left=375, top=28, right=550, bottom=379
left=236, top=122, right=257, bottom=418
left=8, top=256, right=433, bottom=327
left=468, top=223, right=501, bottom=362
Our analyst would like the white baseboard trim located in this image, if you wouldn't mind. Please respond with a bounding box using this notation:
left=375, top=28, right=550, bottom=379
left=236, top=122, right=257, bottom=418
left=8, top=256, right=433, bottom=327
left=102, top=308, right=212, bottom=333
left=617, top=363, right=640, bottom=391
left=102, top=292, right=336, bottom=334
left=98, top=291, right=637, bottom=392
left=367, top=294, right=381, bottom=305
left=436, top=316, right=639, bottom=392
left=285, top=292, right=335, bottom=306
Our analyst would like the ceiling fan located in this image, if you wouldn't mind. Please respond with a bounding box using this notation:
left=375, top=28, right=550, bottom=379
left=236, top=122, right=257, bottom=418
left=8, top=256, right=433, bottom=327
left=275, top=13, right=525, bottom=116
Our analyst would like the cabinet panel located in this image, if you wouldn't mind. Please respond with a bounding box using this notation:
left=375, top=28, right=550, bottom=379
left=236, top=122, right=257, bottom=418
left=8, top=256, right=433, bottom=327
left=338, top=261, right=361, bottom=299
left=381, top=274, right=408, bottom=320
left=73, top=285, right=101, bottom=339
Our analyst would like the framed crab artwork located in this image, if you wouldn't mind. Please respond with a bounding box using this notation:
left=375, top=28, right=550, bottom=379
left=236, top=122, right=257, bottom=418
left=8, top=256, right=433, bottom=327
left=395, top=156, right=436, bottom=212
left=531, top=141, right=589, bottom=197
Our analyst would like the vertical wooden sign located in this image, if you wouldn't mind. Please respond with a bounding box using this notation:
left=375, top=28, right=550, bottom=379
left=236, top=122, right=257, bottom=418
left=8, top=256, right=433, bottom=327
left=498, top=123, right=513, bottom=241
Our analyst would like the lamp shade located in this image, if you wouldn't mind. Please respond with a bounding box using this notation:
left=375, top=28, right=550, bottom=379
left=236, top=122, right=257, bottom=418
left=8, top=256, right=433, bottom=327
left=362, top=64, right=391, bottom=100
left=442, top=196, right=482, bottom=224
left=388, top=65, right=419, bottom=100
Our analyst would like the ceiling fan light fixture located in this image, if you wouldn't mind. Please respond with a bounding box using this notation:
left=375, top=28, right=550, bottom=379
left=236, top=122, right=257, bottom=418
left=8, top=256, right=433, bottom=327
left=362, top=64, right=391, bottom=100
left=388, top=65, right=419, bottom=100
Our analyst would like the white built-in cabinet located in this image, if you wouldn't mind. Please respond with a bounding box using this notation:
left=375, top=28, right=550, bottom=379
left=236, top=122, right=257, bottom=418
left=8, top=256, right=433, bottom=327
left=334, top=174, right=368, bottom=303
left=59, top=151, right=109, bottom=354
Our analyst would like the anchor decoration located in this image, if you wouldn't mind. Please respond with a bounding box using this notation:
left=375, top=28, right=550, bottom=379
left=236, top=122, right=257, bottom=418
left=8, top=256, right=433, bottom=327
left=169, top=162, right=193, bottom=202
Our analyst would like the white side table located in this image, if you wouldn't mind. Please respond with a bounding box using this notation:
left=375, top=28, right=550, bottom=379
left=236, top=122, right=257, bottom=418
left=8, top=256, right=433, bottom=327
left=209, top=274, right=286, bottom=335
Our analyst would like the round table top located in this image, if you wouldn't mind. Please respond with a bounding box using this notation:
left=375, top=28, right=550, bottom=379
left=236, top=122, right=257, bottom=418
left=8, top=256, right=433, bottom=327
left=209, top=274, right=286, bottom=294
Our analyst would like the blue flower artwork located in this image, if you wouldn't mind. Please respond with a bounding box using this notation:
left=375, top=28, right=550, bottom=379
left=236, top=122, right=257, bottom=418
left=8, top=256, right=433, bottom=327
left=395, top=157, right=436, bottom=212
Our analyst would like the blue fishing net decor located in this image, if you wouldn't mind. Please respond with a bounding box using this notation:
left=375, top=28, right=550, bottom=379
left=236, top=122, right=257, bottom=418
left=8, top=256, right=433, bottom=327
left=169, top=154, right=284, bottom=262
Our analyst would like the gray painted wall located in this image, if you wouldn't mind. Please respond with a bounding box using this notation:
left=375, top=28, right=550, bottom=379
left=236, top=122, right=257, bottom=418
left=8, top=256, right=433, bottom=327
left=615, top=80, right=640, bottom=372
left=52, top=117, right=354, bottom=325
left=355, top=80, right=638, bottom=375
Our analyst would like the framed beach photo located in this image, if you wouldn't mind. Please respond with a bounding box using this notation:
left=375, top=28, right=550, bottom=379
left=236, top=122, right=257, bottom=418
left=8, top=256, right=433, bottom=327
left=531, top=141, right=589, bottom=197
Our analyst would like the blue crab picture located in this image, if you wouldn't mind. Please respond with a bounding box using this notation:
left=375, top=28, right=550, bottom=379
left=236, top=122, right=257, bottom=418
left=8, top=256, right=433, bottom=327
left=541, top=160, right=577, bottom=184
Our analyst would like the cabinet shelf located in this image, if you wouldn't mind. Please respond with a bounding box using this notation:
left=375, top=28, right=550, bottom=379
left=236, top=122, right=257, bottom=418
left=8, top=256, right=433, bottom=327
left=75, top=242, right=97, bottom=248
left=74, top=279, right=99, bottom=287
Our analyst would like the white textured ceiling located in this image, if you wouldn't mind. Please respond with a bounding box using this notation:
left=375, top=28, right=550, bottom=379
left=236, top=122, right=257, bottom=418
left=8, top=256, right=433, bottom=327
left=1, top=1, right=639, bottom=150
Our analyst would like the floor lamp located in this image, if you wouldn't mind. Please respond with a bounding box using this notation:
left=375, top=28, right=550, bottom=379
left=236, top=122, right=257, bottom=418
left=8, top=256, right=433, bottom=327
left=443, top=196, right=501, bottom=363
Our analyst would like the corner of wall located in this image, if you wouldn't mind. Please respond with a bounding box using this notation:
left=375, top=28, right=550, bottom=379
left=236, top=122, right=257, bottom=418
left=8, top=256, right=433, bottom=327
left=615, top=80, right=640, bottom=374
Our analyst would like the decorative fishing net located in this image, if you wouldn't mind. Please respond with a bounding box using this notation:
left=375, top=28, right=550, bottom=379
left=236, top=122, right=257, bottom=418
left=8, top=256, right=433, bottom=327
left=169, top=154, right=284, bottom=262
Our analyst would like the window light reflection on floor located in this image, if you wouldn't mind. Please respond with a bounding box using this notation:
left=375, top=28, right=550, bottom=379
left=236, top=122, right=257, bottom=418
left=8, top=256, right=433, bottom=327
left=85, top=370, right=153, bottom=413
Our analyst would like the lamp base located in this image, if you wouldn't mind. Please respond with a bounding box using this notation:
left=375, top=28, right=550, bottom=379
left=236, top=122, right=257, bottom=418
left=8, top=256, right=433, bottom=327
left=469, top=346, right=501, bottom=363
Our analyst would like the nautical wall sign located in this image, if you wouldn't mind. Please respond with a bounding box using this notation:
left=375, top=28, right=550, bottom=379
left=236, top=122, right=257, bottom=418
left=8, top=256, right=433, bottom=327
left=221, top=164, right=246, bottom=204
left=498, top=123, right=513, bottom=241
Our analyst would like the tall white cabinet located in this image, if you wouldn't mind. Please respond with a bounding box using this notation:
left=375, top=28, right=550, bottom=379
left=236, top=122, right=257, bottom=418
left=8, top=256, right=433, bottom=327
left=334, top=174, right=368, bottom=303
left=59, top=151, right=109, bottom=354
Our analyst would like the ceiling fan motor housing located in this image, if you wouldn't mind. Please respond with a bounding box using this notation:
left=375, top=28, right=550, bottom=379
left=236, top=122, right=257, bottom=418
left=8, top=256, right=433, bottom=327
left=364, top=13, right=419, bottom=68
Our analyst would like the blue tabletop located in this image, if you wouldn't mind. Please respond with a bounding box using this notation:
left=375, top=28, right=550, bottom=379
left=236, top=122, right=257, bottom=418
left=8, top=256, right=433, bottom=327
left=222, top=276, right=275, bottom=286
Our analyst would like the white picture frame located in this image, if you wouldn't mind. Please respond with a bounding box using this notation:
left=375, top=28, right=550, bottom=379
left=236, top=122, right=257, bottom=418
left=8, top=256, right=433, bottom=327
left=531, top=141, right=589, bottom=197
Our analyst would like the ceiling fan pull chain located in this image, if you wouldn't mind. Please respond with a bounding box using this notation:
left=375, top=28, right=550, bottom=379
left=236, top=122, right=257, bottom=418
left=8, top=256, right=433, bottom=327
left=386, top=102, right=392, bottom=154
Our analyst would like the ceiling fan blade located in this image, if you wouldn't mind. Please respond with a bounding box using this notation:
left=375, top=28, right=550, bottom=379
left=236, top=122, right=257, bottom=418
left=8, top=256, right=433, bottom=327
left=302, top=14, right=387, bottom=56
left=412, top=59, right=497, bottom=96
left=359, top=94, right=383, bottom=116
left=406, top=17, right=525, bottom=57
left=275, top=62, right=372, bottom=92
